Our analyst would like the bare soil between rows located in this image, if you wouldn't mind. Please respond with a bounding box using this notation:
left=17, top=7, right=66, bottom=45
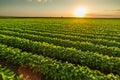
left=0, top=59, right=46, bottom=80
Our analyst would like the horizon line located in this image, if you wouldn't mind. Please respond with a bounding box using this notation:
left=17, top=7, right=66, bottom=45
left=0, top=16, right=120, bottom=19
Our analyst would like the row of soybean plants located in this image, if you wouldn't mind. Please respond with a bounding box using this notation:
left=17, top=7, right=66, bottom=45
left=0, top=65, right=21, bottom=80
left=0, top=34, right=120, bottom=75
left=12, top=20, right=120, bottom=36
left=2, top=28, right=120, bottom=48
left=1, top=22, right=120, bottom=40
left=4, top=24, right=120, bottom=42
left=1, top=19, right=120, bottom=37
left=1, top=18, right=120, bottom=34
left=0, top=30, right=120, bottom=57
left=2, top=23, right=119, bottom=38
left=31, top=29, right=120, bottom=42
left=1, top=19, right=120, bottom=38
left=0, top=43, right=119, bottom=80
left=7, top=22, right=120, bottom=38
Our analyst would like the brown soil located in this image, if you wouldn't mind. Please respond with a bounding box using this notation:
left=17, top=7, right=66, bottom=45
left=0, top=59, right=46, bottom=80
left=18, top=66, right=45, bottom=80
left=0, top=59, right=19, bottom=74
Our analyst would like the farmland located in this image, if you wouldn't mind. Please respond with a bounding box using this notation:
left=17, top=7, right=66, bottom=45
left=0, top=18, right=120, bottom=80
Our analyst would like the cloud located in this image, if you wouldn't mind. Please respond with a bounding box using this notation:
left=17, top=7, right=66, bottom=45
left=86, top=13, right=120, bottom=18
left=27, top=0, right=51, bottom=3
left=37, top=0, right=50, bottom=3
left=111, top=9, right=120, bottom=14
left=112, top=9, right=120, bottom=11
left=37, top=0, right=42, bottom=2
left=104, top=9, right=120, bottom=14
left=105, top=9, right=120, bottom=12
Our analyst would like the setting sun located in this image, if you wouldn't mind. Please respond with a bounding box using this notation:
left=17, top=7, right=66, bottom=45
left=74, top=8, right=88, bottom=17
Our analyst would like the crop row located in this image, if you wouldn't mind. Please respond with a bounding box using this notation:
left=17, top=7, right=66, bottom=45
left=37, top=29, right=120, bottom=42
left=0, top=44, right=119, bottom=80
left=11, top=26, right=120, bottom=42
left=0, top=30, right=120, bottom=57
left=2, top=23, right=114, bottom=35
left=1, top=25, right=120, bottom=38
left=0, top=34, right=119, bottom=75
left=1, top=28, right=120, bottom=48
left=0, top=65, right=21, bottom=80
left=0, top=18, right=120, bottom=36
left=30, top=29, right=120, bottom=42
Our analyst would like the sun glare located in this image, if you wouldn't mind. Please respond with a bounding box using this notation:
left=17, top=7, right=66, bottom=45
left=74, top=8, right=88, bottom=17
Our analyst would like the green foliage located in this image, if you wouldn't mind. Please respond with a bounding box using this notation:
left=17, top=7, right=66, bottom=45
left=0, top=65, right=22, bottom=80
left=0, top=18, right=120, bottom=79
left=0, top=44, right=119, bottom=80
left=0, top=34, right=120, bottom=75
left=0, top=30, right=120, bottom=57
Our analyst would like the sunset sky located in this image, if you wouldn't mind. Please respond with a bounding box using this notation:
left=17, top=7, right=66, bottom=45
left=0, top=0, right=120, bottom=17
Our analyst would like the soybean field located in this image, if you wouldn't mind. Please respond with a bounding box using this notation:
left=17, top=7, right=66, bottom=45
left=0, top=18, right=120, bottom=80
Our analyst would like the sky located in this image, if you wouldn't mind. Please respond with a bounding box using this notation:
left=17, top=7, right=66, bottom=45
left=0, top=0, right=120, bottom=17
